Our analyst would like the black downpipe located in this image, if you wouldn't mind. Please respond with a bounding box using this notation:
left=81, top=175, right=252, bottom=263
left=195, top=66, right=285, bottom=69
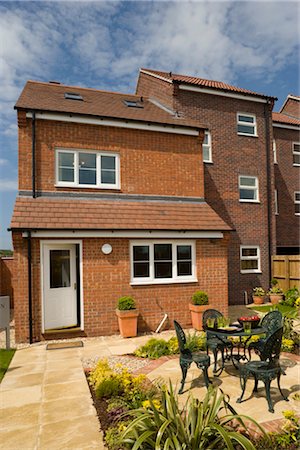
left=32, top=111, right=36, bottom=198
left=27, top=231, right=33, bottom=344
left=264, top=101, right=273, bottom=282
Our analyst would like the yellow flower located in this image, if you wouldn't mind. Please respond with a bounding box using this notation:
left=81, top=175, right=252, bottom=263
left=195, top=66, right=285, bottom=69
left=142, top=400, right=151, bottom=408
left=282, top=410, right=295, bottom=420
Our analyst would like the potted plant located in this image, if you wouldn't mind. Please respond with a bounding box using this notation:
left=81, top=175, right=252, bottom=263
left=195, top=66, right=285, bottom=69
left=268, top=280, right=284, bottom=304
left=189, top=291, right=209, bottom=331
left=116, top=296, right=139, bottom=338
left=252, top=287, right=265, bottom=305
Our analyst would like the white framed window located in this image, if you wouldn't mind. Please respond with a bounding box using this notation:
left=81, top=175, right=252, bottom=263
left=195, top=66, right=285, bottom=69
left=237, top=113, right=257, bottom=136
left=56, top=149, right=120, bottom=189
left=273, top=139, right=277, bottom=164
left=240, top=246, right=261, bottom=273
left=130, top=240, right=197, bottom=285
left=239, top=175, right=259, bottom=202
left=295, top=192, right=300, bottom=215
left=202, top=131, right=212, bottom=163
left=292, top=142, right=300, bottom=166
left=275, top=189, right=278, bottom=215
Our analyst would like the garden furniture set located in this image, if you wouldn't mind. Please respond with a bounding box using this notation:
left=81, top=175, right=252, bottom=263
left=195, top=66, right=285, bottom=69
left=174, top=309, right=289, bottom=412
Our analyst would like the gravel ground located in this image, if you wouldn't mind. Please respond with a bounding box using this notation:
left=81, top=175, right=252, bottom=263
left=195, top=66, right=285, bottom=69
left=82, top=354, right=150, bottom=372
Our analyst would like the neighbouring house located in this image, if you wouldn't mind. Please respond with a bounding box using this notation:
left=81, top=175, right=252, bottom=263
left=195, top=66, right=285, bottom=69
left=136, top=69, right=287, bottom=305
left=272, top=95, right=300, bottom=254
left=11, top=81, right=231, bottom=343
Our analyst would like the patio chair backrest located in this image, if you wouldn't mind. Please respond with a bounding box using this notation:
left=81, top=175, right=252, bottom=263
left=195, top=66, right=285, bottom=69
left=202, top=309, right=223, bottom=330
left=261, top=311, right=283, bottom=337
left=260, top=327, right=283, bottom=363
left=174, top=320, right=187, bottom=352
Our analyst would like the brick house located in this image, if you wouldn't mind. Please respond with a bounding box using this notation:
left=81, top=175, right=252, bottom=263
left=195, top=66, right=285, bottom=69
left=136, top=69, right=279, bottom=305
left=11, top=81, right=231, bottom=343
left=272, top=95, right=300, bottom=254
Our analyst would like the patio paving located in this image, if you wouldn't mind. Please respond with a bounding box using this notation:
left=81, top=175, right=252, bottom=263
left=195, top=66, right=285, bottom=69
left=0, top=310, right=299, bottom=449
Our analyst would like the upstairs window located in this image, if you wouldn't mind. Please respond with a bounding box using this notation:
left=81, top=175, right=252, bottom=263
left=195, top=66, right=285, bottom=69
left=240, top=246, right=261, bottom=273
left=293, top=143, right=300, bottom=166
left=56, top=149, right=119, bottom=189
left=239, top=176, right=259, bottom=202
left=273, top=139, right=277, bottom=164
left=202, top=131, right=212, bottom=163
left=295, top=192, right=300, bottom=215
left=237, top=113, right=257, bottom=136
left=131, top=241, right=196, bottom=285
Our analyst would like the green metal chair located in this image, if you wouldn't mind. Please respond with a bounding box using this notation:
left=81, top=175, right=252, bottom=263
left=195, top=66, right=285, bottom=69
left=248, top=310, right=283, bottom=360
left=202, top=309, right=233, bottom=374
left=237, top=327, right=288, bottom=413
left=174, top=320, right=211, bottom=394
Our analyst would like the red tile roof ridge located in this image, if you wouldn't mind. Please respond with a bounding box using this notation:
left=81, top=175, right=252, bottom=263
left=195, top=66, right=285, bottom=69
left=272, top=112, right=300, bottom=126
left=24, top=80, right=146, bottom=99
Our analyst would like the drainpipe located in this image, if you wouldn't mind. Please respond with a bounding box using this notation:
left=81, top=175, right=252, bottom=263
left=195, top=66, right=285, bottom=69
left=264, top=101, right=273, bottom=283
left=27, top=230, right=33, bottom=344
left=32, top=111, right=36, bottom=198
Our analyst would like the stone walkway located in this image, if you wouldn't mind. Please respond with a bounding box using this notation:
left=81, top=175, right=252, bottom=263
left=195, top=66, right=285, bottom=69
left=0, top=312, right=299, bottom=449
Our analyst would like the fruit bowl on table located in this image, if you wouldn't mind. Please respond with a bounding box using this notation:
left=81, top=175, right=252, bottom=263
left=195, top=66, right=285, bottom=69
left=237, top=316, right=260, bottom=329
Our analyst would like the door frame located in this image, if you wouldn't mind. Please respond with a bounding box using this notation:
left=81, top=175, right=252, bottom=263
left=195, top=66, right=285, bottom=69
left=40, top=240, right=84, bottom=333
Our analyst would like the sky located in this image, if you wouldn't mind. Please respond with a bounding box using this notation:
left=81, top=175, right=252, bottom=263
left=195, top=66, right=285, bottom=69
left=0, top=0, right=299, bottom=249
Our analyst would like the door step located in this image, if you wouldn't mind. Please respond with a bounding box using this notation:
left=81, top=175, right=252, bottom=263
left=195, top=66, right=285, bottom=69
left=42, top=327, right=86, bottom=341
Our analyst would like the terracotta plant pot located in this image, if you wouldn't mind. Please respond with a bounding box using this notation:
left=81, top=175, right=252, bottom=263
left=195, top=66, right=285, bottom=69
left=189, top=303, right=208, bottom=331
left=116, top=309, right=139, bottom=338
left=269, top=294, right=283, bottom=304
left=253, top=295, right=264, bottom=305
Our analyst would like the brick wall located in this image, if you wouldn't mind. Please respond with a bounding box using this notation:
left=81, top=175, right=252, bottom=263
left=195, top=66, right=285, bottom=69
left=0, top=257, right=14, bottom=308
left=274, top=127, right=300, bottom=248
left=12, top=233, right=229, bottom=343
left=281, top=98, right=300, bottom=118
left=137, top=72, right=275, bottom=303
left=18, top=114, right=204, bottom=199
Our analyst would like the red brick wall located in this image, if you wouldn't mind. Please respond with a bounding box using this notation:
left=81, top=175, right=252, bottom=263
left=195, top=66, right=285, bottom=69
left=136, top=72, right=175, bottom=110
left=137, top=72, right=275, bottom=303
left=274, top=127, right=300, bottom=248
left=18, top=114, right=204, bottom=199
left=12, top=233, right=229, bottom=343
left=281, top=98, right=300, bottom=118
left=0, top=257, right=14, bottom=308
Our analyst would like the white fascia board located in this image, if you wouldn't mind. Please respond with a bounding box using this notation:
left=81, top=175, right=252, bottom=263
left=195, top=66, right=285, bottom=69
left=26, top=112, right=199, bottom=136
left=279, top=95, right=300, bottom=112
left=272, top=122, right=300, bottom=131
left=23, top=230, right=224, bottom=239
left=140, top=69, right=173, bottom=84
left=179, top=84, right=268, bottom=104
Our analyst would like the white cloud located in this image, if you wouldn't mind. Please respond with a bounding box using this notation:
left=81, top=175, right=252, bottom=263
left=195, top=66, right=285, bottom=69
left=0, top=180, right=17, bottom=192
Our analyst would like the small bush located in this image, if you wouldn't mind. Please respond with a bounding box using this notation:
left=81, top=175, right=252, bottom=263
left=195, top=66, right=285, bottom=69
left=134, top=338, right=170, bottom=359
left=117, top=296, right=136, bottom=310
left=284, top=287, right=300, bottom=307
left=166, top=336, right=179, bottom=354
left=192, top=290, right=209, bottom=305
left=185, top=330, right=206, bottom=351
left=281, top=338, right=295, bottom=352
left=254, top=410, right=300, bottom=450
left=253, top=287, right=265, bottom=297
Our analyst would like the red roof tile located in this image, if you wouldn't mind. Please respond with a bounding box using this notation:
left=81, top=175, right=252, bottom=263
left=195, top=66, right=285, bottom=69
left=141, top=69, right=277, bottom=100
left=11, top=197, right=231, bottom=231
left=272, top=112, right=300, bottom=126
left=15, top=81, right=204, bottom=130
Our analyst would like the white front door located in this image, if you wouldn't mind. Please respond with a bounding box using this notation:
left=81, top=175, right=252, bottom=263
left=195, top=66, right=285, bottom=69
left=43, top=244, right=77, bottom=330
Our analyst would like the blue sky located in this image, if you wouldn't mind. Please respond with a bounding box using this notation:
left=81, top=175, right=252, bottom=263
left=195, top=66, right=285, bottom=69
left=0, top=0, right=299, bottom=249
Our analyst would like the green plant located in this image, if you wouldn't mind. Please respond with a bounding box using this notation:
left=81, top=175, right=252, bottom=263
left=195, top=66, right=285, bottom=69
left=253, top=287, right=265, bottom=297
left=134, top=338, right=171, bottom=359
left=283, top=316, right=299, bottom=346
left=166, top=336, right=179, bottom=354
left=268, top=286, right=283, bottom=294
left=185, top=330, right=206, bottom=352
left=284, top=287, right=300, bottom=307
left=105, top=421, right=129, bottom=449
left=121, top=383, right=266, bottom=449
left=254, top=410, right=300, bottom=450
left=0, top=349, right=16, bottom=383
left=192, top=290, right=209, bottom=305
left=281, top=338, right=295, bottom=352
left=295, top=297, right=300, bottom=308
left=117, top=296, right=136, bottom=310
left=271, top=278, right=279, bottom=286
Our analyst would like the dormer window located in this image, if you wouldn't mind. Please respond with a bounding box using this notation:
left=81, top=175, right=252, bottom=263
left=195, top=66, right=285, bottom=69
left=64, top=92, right=83, bottom=101
left=124, top=100, right=144, bottom=108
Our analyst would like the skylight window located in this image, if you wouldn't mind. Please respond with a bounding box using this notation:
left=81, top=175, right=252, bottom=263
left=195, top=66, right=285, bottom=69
left=124, top=100, right=144, bottom=108
left=64, top=92, right=83, bottom=101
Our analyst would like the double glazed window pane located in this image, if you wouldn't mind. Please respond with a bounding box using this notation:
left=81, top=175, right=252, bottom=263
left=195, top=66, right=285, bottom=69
left=241, top=259, right=258, bottom=271
left=239, top=177, right=257, bottom=200
left=79, top=153, right=96, bottom=185
left=133, top=246, right=149, bottom=278
left=58, top=153, right=74, bottom=182
left=50, top=250, right=70, bottom=288
left=154, top=244, right=172, bottom=278
left=101, top=156, right=116, bottom=184
left=177, top=245, right=192, bottom=276
left=238, top=115, right=255, bottom=135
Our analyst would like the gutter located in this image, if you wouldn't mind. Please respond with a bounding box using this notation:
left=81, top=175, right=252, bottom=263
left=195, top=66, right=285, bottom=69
left=264, top=101, right=273, bottom=282
left=27, top=230, right=33, bottom=344
left=32, top=111, right=36, bottom=198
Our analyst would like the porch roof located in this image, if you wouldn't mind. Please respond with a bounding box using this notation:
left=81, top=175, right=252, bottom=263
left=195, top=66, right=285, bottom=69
left=11, top=196, right=231, bottom=232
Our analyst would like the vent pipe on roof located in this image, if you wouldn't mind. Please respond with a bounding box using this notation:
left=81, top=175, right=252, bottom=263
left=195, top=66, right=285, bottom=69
left=32, top=111, right=36, bottom=199
left=49, top=80, right=61, bottom=84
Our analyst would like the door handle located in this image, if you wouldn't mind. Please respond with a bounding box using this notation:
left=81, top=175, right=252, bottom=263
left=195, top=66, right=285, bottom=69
left=74, top=282, right=77, bottom=290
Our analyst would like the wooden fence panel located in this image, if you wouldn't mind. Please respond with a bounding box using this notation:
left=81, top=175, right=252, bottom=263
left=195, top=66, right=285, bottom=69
left=272, top=255, right=300, bottom=290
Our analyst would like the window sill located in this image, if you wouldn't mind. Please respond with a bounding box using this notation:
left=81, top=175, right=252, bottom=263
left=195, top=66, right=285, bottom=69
left=237, top=133, right=258, bottom=138
left=130, top=278, right=198, bottom=286
left=293, top=164, right=300, bottom=167
left=204, top=161, right=213, bottom=164
left=55, top=184, right=120, bottom=190
left=239, top=200, right=260, bottom=204
left=240, top=270, right=262, bottom=274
